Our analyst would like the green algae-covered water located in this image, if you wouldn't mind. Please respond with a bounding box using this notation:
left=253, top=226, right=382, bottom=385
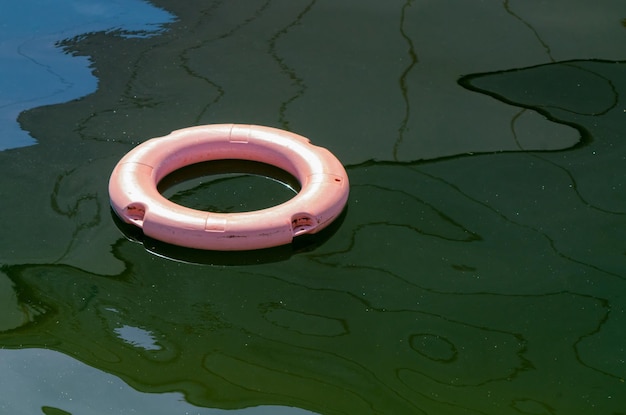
left=1, top=1, right=626, bottom=414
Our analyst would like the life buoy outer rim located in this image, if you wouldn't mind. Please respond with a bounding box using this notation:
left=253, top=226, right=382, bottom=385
left=108, top=124, right=349, bottom=251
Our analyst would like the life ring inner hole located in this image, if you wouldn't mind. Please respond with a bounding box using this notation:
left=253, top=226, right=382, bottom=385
left=157, top=159, right=301, bottom=213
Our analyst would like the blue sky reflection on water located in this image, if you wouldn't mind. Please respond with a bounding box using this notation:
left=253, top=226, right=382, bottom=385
left=0, top=0, right=174, bottom=150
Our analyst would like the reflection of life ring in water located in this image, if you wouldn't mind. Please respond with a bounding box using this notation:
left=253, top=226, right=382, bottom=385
left=108, top=124, right=349, bottom=251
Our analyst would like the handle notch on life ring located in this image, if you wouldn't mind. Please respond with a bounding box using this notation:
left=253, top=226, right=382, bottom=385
left=291, top=213, right=316, bottom=236
left=124, top=203, right=147, bottom=223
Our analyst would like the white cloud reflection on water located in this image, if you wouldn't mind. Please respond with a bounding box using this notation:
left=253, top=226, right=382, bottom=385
left=0, top=348, right=319, bottom=415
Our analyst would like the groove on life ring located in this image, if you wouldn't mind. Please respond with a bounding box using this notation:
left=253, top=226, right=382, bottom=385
left=108, top=124, right=349, bottom=251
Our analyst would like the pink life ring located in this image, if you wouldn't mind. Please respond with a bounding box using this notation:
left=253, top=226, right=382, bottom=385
left=108, top=124, right=349, bottom=251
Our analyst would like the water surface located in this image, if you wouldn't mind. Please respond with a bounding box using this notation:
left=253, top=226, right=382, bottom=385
left=1, top=1, right=626, bottom=414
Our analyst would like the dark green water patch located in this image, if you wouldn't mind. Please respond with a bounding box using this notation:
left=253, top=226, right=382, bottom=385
left=158, top=159, right=300, bottom=213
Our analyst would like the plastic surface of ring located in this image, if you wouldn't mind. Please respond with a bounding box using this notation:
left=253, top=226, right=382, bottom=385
left=108, top=124, right=349, bottom=251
